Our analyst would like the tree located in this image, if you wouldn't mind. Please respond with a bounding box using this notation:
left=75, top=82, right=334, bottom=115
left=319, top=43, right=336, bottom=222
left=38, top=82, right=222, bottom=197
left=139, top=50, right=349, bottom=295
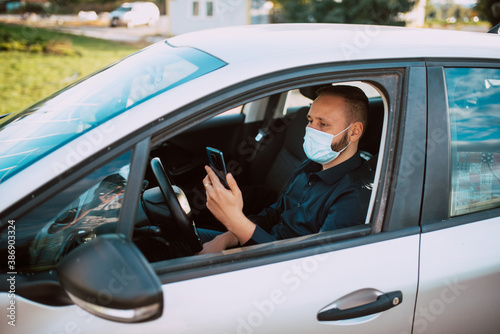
left=476, top=0, right=500, bottom=26
left=273, top=0, right=416, bottom=25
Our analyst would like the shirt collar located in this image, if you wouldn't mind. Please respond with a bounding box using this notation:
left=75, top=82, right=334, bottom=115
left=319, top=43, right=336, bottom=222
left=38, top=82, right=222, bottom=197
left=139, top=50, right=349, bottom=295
left=303, top=152, right=363, bottom=185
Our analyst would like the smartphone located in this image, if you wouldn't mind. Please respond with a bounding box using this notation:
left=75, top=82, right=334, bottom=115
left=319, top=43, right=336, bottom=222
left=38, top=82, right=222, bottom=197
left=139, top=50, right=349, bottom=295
left=206, top=147, right=229, bottom=189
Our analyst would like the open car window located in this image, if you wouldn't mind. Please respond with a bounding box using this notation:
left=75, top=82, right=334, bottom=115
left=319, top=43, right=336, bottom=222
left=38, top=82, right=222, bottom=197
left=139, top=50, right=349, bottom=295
left=139, top=81, right=386, bottom=264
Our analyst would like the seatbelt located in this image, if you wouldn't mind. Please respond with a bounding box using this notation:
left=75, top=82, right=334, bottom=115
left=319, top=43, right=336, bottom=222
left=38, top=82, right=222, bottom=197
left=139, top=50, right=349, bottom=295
left=238, top=93, right=282, bottom=180
left=254, top=93, right=281, bottom=153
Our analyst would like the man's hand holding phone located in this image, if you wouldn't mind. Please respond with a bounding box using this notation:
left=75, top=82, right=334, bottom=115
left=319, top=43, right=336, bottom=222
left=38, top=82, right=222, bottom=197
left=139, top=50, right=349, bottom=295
left=203, top=165, right=244, bottom=228
left=206, top=147, right=230, bottom=189
left=203, top=149, right=256, bottom=245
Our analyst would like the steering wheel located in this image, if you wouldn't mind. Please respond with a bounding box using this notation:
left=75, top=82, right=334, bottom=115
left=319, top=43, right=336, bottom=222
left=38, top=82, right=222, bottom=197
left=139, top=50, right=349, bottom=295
left=150, top=157, right=203, bottom=253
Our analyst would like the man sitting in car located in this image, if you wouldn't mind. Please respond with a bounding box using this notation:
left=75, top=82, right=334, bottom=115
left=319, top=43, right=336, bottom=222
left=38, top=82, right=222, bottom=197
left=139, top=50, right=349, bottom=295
left=200, top=85, right=374, bottom=253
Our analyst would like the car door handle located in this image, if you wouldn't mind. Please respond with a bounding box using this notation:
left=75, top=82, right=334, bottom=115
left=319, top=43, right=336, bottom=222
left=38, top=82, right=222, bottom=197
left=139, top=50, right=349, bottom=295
left=317, top=290, right=403, bottom=321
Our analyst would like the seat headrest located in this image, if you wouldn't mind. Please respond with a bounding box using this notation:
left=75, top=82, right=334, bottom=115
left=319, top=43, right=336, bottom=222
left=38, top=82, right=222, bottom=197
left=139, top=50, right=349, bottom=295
left=299, top=85, right=323, bottom=100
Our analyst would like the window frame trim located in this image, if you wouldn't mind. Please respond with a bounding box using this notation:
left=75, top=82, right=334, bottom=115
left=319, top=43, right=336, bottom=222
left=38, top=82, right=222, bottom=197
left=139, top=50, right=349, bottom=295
left=149, top=64, right=410, bottom=234
left=154, top=225, right=420, bottom=284
left=421, top=66, right=450, bottom=225
left=118, top=137, right=151, bottom=239
left=383, top=66, right=427, bottom=232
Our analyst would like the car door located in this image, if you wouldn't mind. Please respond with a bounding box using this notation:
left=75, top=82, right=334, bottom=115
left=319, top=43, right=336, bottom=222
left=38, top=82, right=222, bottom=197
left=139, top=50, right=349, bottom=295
left=416, top=65, right=500, bottom=333
left=145, top=66, right=427, bottom=334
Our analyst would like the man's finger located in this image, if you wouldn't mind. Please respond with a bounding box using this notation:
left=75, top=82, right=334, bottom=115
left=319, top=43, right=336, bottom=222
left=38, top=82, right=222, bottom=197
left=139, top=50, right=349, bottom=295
left=203, top=175, right=212, bottom=189
left=226, top=173, right=241, bottom=196
left=206, top=165, right=231, bottom=191
left=204, top=165, right=221, bottom=187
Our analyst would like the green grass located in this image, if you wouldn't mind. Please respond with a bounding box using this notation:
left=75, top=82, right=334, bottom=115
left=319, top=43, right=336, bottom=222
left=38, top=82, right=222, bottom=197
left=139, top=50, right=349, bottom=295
left=0, top=23, right=141, bottom=115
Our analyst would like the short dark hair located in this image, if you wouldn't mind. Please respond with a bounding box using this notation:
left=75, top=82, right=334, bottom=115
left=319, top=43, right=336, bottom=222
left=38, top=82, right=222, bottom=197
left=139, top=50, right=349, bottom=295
left=315, top=85, right=369, bottom=132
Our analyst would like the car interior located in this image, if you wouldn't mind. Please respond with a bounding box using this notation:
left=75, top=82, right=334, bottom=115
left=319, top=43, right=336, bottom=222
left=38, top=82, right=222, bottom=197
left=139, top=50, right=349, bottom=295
left=133, top=82, right=386, bottom=262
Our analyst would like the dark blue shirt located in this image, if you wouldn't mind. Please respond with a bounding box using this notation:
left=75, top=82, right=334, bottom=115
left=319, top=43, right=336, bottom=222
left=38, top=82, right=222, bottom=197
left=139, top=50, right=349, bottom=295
left=247, top=152, right=374, bottom=244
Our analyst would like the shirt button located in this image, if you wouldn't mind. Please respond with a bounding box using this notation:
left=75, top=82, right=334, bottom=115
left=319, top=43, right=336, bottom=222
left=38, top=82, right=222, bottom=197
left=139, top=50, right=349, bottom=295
left=308, top=182, right=313, bottom=186
left=297, top=203, right=300, bottom=208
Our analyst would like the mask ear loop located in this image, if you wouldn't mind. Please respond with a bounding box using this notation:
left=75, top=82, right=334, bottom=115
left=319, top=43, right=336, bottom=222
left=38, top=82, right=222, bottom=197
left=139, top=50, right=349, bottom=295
left=341, top=124, right=354, bottom=151
left=336, top=141, right=351, bottom=155
left=332, top=123, right=353, bottom=138
left=329, top=124, right=353, bottom=158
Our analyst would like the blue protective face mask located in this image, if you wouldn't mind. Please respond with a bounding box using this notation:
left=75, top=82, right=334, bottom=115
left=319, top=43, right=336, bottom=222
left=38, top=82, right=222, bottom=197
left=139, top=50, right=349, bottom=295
left=303, top=125, right=351, bottom=164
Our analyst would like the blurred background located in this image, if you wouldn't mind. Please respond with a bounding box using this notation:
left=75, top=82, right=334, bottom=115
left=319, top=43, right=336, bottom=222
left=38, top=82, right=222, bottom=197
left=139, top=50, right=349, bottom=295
left=0, top=0, right=498, bottom=115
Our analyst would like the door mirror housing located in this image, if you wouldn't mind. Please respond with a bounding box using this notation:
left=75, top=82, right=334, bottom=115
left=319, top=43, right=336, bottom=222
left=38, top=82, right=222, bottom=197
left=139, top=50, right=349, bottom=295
left=57, top=234, right=163, bottom=323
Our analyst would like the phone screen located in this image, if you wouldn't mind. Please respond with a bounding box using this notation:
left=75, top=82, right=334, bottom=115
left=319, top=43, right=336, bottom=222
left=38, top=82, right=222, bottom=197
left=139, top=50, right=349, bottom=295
left=206, top=147, right=229, bottom=189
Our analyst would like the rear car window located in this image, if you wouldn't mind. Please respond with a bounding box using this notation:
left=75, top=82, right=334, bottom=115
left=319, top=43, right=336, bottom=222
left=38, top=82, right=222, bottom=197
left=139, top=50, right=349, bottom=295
left=446, top=68, right=500, bottom=216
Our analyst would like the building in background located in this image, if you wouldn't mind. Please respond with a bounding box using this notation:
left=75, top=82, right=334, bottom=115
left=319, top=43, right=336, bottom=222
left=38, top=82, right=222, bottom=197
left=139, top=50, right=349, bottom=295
left=167, top=0, right=273, bottom=35
left=404, top=0, right=427, bottom=27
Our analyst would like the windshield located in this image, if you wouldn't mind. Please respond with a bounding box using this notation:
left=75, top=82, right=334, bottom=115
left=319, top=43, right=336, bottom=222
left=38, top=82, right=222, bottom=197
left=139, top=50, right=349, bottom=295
left=0, top=42, right=226, bottom=183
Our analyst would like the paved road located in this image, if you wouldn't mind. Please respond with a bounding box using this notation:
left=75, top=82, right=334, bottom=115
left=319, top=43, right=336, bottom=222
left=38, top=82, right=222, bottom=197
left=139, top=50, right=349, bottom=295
left=55, top=16, right=169, bottom=45
left=0, top=14, right=169, bottom=45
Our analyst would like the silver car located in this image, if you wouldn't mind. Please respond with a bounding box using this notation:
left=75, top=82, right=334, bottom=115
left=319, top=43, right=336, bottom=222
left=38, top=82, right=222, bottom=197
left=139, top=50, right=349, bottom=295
left=1, top=24, right=500, bottom=333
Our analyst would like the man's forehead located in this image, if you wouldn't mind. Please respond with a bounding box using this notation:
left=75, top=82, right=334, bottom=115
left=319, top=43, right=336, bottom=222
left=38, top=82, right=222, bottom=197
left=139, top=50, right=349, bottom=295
left=309, top=95, right=347, bottom=118
left=315, top=93, right=346, bottom=104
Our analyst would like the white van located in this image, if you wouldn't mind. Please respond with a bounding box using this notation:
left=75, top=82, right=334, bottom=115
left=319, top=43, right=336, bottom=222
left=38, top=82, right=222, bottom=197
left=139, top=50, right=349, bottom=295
left=109, top=2, right=160, bottom=28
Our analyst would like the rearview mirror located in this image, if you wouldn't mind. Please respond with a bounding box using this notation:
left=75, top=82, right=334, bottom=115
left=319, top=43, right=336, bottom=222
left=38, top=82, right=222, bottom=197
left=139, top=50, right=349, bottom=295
left=57, top=235, right=163, bottom=323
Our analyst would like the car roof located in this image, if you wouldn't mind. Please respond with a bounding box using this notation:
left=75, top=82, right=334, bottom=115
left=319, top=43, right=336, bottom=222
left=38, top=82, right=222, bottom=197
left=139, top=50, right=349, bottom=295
left=169, top=24, right=499, bottom=65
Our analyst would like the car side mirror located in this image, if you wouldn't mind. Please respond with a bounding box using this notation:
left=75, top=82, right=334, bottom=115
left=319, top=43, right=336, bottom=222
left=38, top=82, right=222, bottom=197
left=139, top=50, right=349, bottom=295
left=57, top=234, right=163, bottom=323
left=488, top=23, right=499, bottom=34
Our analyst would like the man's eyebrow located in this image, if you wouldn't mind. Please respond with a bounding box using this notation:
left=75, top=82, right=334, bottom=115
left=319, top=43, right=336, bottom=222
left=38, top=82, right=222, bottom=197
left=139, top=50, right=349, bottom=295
left=308, top=115, right=326, bottom=122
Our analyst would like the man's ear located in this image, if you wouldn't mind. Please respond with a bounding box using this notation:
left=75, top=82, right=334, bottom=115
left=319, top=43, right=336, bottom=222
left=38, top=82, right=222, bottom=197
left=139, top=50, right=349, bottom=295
left=350, top=122, right=364, bottom=142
